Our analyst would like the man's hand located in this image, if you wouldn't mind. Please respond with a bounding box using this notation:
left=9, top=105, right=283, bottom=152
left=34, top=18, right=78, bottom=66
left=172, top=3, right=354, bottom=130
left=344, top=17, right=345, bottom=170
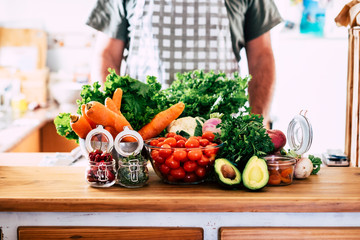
left=245, top=31, right=276, bottom=128
left=91, top=32, right=126, bottom=84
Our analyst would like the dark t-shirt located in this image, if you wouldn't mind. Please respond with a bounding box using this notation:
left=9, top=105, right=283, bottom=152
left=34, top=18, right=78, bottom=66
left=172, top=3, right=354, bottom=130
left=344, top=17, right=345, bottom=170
left=87, top=0, right=282, bottom=61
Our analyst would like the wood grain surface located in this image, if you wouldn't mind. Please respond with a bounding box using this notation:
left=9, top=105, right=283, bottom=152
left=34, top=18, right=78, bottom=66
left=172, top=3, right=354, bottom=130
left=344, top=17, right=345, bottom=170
left=0, top=155, right=359, bottom=212
left=219, top=227, right=360, bottom=240
left=18, top=227, right=203, bottom=240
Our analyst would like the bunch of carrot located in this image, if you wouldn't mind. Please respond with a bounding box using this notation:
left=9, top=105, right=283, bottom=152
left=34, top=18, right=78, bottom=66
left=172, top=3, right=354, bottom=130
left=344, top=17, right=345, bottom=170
left=70, top=87, right=185, bottom=141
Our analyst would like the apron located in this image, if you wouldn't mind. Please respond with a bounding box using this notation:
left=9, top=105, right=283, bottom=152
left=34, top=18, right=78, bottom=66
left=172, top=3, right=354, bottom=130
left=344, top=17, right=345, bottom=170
left=125, top=0, right=239, bottom=87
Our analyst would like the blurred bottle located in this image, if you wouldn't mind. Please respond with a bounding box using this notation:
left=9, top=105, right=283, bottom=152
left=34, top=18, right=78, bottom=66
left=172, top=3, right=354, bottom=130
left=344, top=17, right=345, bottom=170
left=300, top=0, right=326, bottom=36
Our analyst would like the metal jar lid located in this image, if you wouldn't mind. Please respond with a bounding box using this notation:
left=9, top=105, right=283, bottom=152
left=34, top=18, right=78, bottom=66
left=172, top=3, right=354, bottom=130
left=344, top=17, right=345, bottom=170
left=287, top=111, right=313, bottom=155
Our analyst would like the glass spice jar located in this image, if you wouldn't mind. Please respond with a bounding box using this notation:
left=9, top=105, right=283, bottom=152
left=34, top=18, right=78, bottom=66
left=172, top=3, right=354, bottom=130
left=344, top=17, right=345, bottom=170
left=86, top=159, right=116, bottom=187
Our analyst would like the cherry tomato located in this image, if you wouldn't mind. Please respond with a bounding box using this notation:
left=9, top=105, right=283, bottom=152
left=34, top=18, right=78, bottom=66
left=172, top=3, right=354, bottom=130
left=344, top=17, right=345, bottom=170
left=150, top=139, right=159, bottom=146
left=170, top=167, right=186, bottom=180
left=199, top=138, right=210, bottom=147
left=183, top=173, right=198, bottom=183
left=173, top=150, right=187, bottom=162
left=165, top=155, right=180, bottom=169
left=197, top=155, right=210, bottom=166
left=157, top=142, right=165, bottom=147
left=202, top=131, right=215, bottom=142
left=187, top=149, right=203, bottom=161
left=151, top=150, right=165, bottom=164
left=167, top=175, right=178, bottom=182
left=184, top=161, right=198, bottom=172
left=164, top=137, right=177, bottom=147
left=160, top=164, right=170, bottom=175
left=174, top=135, right=183, bottom=141
left=195, top=167, right=206, bottom=178
left=166, top=132, right=176, bottom=138
left=176, top=139, right=186, bottom=148
left=204, top=145, right=216, bottom=158
left=159, top=144, right=172, bottom=158
left=157, top=137, right=166, bottom=142
left=185, top=138, right=200, bottom=148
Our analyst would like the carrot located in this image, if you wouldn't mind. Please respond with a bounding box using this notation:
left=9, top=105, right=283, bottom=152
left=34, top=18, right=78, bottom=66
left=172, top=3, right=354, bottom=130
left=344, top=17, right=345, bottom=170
left=112, top=88, right=123, bottom=110
left=85, top=101, right=133, bottom=133
left=70, top=114, right=93, bottom=139
left=138, top=102, right=185, bottom=140
left=105, top=97, right=119, bottom=115
left=105, top=126, right=118, bottom=139
left=81, top=104, right=96, bottom=129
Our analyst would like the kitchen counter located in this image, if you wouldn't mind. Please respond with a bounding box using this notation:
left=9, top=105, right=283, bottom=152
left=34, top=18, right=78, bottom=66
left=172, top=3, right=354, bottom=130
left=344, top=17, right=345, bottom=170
left=1, top=153, right=360, bottom=239
left=0, top=106, right=59, bottom=152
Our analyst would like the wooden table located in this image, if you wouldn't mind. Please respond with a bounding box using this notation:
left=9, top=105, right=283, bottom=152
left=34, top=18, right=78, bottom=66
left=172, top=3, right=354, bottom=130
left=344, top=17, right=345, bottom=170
left=1, top=153, right=360, bottom=239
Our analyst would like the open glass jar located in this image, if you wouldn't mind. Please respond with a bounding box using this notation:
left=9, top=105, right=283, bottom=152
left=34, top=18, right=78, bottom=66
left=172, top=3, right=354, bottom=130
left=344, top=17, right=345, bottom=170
left=266, top=112, right=313, bottom=186
left=264, top=155, right=296, bottom=186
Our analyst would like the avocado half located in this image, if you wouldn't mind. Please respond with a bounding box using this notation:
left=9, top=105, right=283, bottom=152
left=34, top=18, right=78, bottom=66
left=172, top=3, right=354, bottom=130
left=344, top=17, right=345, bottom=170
left=214, top=158, right=241, bottom=188
left=242, top=156, right=269, bottom=191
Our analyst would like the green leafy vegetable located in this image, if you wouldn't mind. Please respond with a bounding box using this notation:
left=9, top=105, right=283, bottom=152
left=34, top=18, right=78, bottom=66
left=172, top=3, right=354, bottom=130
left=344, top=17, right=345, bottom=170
left=194, top=119, right=204, bottom=136
left=54, top=113, right=78, bottom=141
left=103, top=70, right=167, bottom=131
left=160, top=70, right=251, bottom=119
left=218, top=113, right=274, bottom=171
left=309, top=154, right=322, bottom=175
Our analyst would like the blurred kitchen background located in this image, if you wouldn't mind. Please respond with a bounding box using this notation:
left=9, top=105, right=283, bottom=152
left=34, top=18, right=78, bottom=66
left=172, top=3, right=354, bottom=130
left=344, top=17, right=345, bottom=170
left=0, top=0, right=350, bottom=155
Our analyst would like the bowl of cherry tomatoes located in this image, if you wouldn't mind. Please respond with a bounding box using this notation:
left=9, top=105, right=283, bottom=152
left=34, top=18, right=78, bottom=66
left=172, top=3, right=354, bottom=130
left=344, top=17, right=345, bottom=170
left=144, top=131, right=223, bottom=184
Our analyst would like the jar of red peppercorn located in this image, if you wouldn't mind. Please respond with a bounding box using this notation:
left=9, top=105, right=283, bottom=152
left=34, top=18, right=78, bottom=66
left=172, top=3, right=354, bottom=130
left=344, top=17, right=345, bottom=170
left=82, top=125, right=117, bottom=187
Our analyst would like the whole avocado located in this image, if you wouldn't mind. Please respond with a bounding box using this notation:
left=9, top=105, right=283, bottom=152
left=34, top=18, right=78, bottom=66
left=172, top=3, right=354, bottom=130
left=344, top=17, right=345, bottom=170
left=214, top=158, right=241, bottom=189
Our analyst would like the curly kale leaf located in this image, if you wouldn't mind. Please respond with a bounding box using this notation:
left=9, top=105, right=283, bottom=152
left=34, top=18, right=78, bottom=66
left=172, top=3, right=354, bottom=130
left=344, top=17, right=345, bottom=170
left=159, top=70, right=250, bottom=119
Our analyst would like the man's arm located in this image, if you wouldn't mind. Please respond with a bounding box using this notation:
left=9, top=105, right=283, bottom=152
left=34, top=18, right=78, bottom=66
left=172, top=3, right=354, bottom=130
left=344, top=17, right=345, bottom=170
left=245, top=31, right=276, bottom=127
left=91, top=31, right=126, bottom=84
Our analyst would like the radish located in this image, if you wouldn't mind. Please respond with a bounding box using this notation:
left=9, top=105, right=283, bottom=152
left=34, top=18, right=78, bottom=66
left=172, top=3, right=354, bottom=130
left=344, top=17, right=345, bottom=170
left=202, top=118, right=221, bottom=134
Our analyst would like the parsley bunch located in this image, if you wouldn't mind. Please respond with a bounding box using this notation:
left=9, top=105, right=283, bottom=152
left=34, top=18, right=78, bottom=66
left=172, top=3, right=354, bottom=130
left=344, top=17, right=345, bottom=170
left=218, top=113, right=274, bottom=171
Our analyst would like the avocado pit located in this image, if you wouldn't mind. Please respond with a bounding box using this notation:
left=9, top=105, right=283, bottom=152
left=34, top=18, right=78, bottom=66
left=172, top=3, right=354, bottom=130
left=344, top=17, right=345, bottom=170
left=221, top=164, right=236, bottom=180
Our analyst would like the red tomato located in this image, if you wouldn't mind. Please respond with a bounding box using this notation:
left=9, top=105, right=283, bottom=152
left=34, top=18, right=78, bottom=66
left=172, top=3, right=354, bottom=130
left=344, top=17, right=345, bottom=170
left=185, top=138, right=200, bottom=148
left=176, top=139, right=186, bottom=148
left=157, top=137, right=166, bottom=142
left=202, top=131, right=215, bottom=142
left=183, top=173, right=198, bottom=183
left=174, top=135, right=183, bottom=141
left=159, top=144, right=172, bottom=158
left=195, top=167, right=206, bottom=178
left=157, top=142, right=165, bottom=147
left=167, top=175, right=178, bottom=182
left=204, top=145, right=216, bottom=158
left=151, top=150, right=165, bottom=164
left=199, top=138, right=210, bottom=147
left=173, top=150, right=187, bottom=162
left=183, top=161, right=198, bottom=172
left=166, top=132, right=176, bottom=138
left=170, top=167, right=186, bottom=180
left=187, top=149, right=203, bottom=161
left=164, top=137, right=177, bottom=147
left=165, top=155, right=180, bottom=169
left=160, top=164, right=170, bottom=175
left=197, top=155, right=210, bottom=166
left=150, top=139, right=159, bottom=146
